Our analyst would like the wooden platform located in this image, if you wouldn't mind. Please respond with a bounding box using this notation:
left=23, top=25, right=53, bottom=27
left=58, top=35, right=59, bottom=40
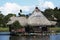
left=17, top=33, right=51, bottom=36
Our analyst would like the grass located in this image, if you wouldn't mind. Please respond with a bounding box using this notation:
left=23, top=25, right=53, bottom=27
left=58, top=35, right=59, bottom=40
left=49, top=27, right=60, bottom=33
left=0, top=27, right=9, bottom=32
left=0, top=26, right=60, bottom=33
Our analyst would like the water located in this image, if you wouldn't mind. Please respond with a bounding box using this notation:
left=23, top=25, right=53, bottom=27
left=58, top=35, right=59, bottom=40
left=0, top=35, right=10, bottom=40
left=0, top=32, right=10, bottom=40
left=50, top=34, right=60, bottom=40
left=0, top=32, right=60, bottom=40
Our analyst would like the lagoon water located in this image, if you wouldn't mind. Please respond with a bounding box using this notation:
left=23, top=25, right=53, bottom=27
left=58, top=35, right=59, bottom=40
left=0, top=32, right=60, bottom=40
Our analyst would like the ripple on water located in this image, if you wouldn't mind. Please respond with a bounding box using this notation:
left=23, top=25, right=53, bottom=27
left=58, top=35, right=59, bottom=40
left=50, top=34, right=60, bottom=40
left=0, top=32, right=60, bottom=40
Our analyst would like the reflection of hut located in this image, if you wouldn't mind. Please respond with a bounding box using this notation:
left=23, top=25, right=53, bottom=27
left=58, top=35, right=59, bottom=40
left=7, top=7, right=57, bottom=33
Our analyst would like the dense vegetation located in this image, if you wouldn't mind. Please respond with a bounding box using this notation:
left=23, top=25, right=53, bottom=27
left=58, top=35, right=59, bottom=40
left=43, top=7, right=60, bottom=26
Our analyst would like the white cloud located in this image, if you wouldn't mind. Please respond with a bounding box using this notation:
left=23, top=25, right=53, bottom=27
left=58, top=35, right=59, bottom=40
left=0, top=1, right=55, bottom=15
left=0, top=2, right=31, bottom=15
left=42, top=1, right=55, bottom=9
left=38, top=0, right=55, bottom=10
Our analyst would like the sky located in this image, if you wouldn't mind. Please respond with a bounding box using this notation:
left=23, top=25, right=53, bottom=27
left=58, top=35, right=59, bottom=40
left=0, top=0, right=60, bottom=15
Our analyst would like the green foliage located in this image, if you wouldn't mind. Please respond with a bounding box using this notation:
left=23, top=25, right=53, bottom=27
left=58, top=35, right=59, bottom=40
left=0, top=12, right=4, bottom=27
left=43, top=8, right=54, bottom=20
left=0, top=12, right=16, bottom=27
left=4, top=14, right=16, bottom=23
left=53, top=7, right=60, bottom=20
left=43, top=7, right=60, bottom=21
left=43, top=7, right=60, bottom=26
left=12, top=21, right=22, bottom=30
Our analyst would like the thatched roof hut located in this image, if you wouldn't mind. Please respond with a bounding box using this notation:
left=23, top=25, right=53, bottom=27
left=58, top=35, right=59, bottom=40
left=28, top=7, right=51, bottom=26
left=7, top=7, right=57, bottom=27
left=7, top=16, right=27, bottom=26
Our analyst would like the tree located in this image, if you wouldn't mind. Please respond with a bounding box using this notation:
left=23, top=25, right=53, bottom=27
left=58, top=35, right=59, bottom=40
left=43, top=8, right=54, bottom=20
left=3, top=14, right=16, bottom=27
left=53, top=7, right=60, bottom=20
left=53, top=7, right=60, bottom=26
left=43, top=7, right=60, bottom=26
left=12, top=21, right=22, bottom=30
left=4, top=14, right=16, bottom=23
left=0, top=11, right=4, bottom=27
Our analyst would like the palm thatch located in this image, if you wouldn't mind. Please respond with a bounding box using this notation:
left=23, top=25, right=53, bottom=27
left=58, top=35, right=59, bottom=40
left=7, top=7, right=57, bottom=27
left=7, top=16, right=27, bottom=26
left=50, top=21, right=57, bottom=25
left=28, top=7, right=51, bottom=26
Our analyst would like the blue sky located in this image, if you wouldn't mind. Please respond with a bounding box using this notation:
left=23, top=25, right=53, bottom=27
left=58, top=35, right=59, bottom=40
left=0, top=0, right=60, bottom=15
left=0, top=0, right=38, bottom=6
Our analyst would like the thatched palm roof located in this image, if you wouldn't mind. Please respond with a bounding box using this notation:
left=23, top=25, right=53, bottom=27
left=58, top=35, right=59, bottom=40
left=7, top=7, right=57, bottom=27
left=7, top=16, right=27, bottom=26
left=50, top=21, right=57, bottom=25
left=28, top=7, right=51, bottom=26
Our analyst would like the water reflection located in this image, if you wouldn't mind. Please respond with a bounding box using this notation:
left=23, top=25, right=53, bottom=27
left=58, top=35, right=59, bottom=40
left=50, top=34, right=60, bottom=40
left=0, top=35, right=10, bottom=40
left=10, top=35, right=50, bottom=40
left=0, top=32, right=60, bottom=40
left=10, top=34, right=60, bottom=40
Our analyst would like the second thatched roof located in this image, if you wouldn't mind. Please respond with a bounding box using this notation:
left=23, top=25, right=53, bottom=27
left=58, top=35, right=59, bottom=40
left=28, top=7, right=51, bottom=26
